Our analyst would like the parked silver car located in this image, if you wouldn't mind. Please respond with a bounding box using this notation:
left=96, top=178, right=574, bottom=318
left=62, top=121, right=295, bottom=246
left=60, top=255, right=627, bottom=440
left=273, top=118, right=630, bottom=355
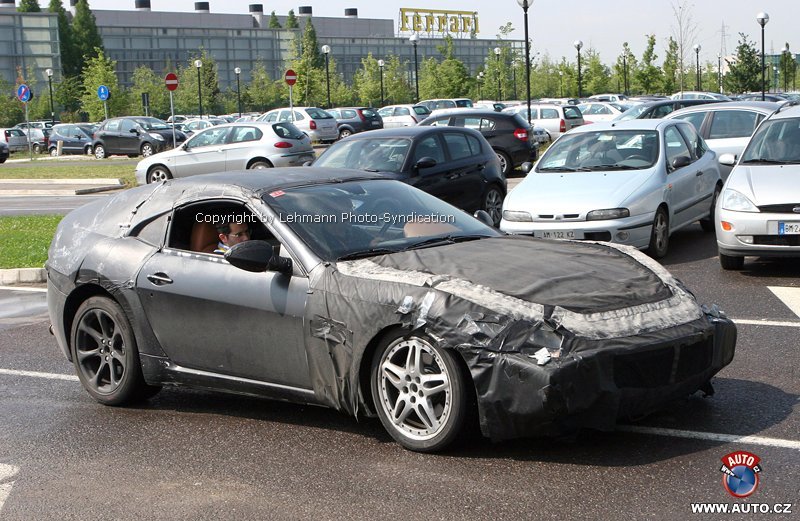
left=503, top=103, right=584, bottom=141
left=501, top=119, right=723, bottom=258
left=377, top=104, right=431, bottom=127
left=257, top=107, right=338, bottom=143
left=715, top=103, right=800, bottom=270
left=2, top=128, right=29, bottom=152
left=665, top=101, right=780, bottom=180
left=135, top=122, right=315, bottom=184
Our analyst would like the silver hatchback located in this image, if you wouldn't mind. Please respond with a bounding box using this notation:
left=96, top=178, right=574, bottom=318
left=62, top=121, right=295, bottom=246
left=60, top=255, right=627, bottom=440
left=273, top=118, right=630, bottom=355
left=257, top=107, right=338, bottom=143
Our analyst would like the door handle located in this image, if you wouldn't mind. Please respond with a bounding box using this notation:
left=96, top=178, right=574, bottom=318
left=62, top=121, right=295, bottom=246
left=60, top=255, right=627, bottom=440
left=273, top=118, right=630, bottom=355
left=695, top=171, right=704, bottom=177
left=146, top=273, right=173, bottom=285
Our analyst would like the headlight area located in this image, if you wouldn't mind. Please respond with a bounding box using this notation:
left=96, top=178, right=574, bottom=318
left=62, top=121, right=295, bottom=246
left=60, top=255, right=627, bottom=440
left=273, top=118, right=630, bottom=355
left=502, top=210, right=533, bottom=222
left=149, top=133, right=165, bottom=141
left=721, top=189, right=759, bottom=212
left=586, top=208, right=630, bottom=221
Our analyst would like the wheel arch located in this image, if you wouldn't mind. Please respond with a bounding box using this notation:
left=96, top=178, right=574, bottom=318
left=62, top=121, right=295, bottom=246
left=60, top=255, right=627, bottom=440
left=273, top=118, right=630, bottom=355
left=62, top=283, right=116, bottom=358
left=246, top=157, right=272, bottom=169
left=147, top=163, right=172, bottom=178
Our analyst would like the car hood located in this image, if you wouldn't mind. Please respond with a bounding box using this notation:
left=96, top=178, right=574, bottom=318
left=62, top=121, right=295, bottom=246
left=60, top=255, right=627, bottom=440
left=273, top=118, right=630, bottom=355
left=505, top=168, right=655, bottom=214
left=726, top=164, right=800, bottom=206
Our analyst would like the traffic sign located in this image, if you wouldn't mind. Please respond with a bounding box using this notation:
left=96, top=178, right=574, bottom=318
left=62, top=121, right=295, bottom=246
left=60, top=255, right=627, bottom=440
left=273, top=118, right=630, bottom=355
left=97, top=85, right=110, bottom=101
left=165, top=72, right=179, bottom=91
left=16, top=84, right=32, bottom=103
left=285, top=69, right=297, bottom=86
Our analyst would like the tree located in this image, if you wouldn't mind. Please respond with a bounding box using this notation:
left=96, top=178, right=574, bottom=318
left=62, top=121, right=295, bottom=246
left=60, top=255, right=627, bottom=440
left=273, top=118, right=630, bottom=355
left=584, top=48, right=611, bottom=95
left=724, top=33, right=760, bottom=94
left=285, top=9, right=299, bottom=29
left=779, top=43, right=794, bottom=92
left=49, top=0, right=78, bottom=77
left=17, top=0, right=41, bottom=12
left=175, top=50, right=221, bottom=115
left=0, top=76, right=24, bottom=127
left=636, top=34, right=663, bottom=94
left=72, top=0, right=103, bottom=69
left=382, top=55, right=413, bottom=105
left=289, top=18, right=324, bottom=105
left=670, top=0, right=698, bottom=92
left=80, top=49, right=127, bottom=120
left=353, top=54, right=382, bottom=107
left=612, top=43, right=635, bottom=95
left=245, top=60, right=281, bottom=111
left=128, top=66, right=170, bottom=118
left=268, top=11, right=281, bottom=29
left=662, top=37, right=680, bottom=94
left=54, top=75, right=83, bottom=120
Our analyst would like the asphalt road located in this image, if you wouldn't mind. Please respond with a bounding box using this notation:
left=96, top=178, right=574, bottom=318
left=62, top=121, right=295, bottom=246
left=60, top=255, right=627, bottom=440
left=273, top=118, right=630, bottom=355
left=0, top=228, right=798, bottom=520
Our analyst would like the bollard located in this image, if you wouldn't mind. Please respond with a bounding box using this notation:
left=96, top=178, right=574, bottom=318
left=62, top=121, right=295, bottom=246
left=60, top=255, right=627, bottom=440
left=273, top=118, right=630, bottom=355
left=56, top=140, right=63, bottom=156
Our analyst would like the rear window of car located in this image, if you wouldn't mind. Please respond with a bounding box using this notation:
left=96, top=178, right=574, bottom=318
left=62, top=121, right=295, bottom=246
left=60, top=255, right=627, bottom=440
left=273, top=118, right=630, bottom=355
left=540, top=108, right=559, bottom=119
left=272, top=123, right=305, bottom=140
left=455, top=99, right=474, bottom=108
left=396, top=107, right=411, bottom=116
left=378, top=107, right=393, bottom=117
left=306, top=108, right=333, bottom=119
left=231, top=126, right=264, bottom=143
left=563, top=106, right=583, bottom=119
left=361, top=108, right=378, bottom=118
left=413, top=106, right=431, bottom=115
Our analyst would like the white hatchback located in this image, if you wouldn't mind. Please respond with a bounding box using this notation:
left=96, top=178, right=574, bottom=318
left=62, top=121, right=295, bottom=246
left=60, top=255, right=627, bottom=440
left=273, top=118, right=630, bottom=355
left=257, top=107, right=338, bottom=143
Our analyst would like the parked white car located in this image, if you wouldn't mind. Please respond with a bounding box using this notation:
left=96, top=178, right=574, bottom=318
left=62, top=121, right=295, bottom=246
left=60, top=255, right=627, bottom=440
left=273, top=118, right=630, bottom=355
left=577, top=102, right=629, bottom=122
left=503, top=103, right=585, bottom=141
left=2, top=128, right=29, bottom=152
left=135, top=122, right=315, bottom=185
left=377, top=104, right=431, bottom=128
left=257, top=107, right=338, bottom=142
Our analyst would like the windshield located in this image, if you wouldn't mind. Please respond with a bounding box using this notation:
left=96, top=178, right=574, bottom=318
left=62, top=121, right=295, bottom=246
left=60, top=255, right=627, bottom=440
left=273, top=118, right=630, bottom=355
left=740, top=117, right=800, bottom=164
left=263, top=180, right=499, bottom=261
left=537, top=129, right=660, bottom=172
left=413, top=106, right=431, bottom=115
left=134, top=117, right=170, bottom=130
left=313, top=137, right=411, bottom=173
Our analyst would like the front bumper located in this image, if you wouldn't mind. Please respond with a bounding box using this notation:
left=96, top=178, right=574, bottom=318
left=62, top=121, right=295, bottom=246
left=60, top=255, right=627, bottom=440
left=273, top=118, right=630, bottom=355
left=717, top=207, right=800, bottom=257
left=500, top=212, right=655, bottom=250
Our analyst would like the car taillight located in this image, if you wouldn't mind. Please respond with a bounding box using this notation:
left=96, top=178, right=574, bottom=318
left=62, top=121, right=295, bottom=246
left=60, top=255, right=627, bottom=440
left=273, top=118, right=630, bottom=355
left=513, top=128, right=528, bottom=141
left=309, top=120, right=317, bottom=130
left=357, top=110, right=367, bottom=122
left=560, top=119, right=566, bottom=133
left=274, top=141, right=293, bottom=148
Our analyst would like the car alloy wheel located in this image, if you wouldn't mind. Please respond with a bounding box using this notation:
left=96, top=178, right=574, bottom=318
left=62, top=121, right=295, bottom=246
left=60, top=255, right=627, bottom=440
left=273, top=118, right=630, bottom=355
left=483, top=187, right=504, bottom=227
left=49, top=147, right=58, bottom=157
left=700, top=184, right=721, bottom=233
left=32, top=143, right=41, bottom=154
left=70, top=296, right=158, bottom=405
left=141, top=143, right=155, bottom=157
left=496, top=150, right=511, bottom=176
left=147, top=165, right=172, bottom=184
left=339, top=129, right=352, bottom=139
left=648, top=207, right=670, bottom=258
left=371, top=333, right=467, bottom=452
left=94, top=145, right=106, bottom=159
left=248, top=161, right=272, bottom=169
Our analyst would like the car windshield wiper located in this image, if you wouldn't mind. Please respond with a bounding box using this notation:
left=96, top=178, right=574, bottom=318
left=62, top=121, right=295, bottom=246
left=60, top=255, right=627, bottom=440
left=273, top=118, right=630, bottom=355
left=336, top=247, right=399, bottom=261
left=740, top=158, right=794, bottom=164
left=589, top=164, right=642, bottom=171
left=404, top=234, right=492, bottom=251
left=538, top=166, right=593, bottom=172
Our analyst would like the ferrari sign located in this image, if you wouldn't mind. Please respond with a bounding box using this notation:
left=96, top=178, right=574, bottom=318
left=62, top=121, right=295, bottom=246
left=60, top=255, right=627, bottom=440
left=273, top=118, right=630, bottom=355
left=399, top=8, right=479, bottom=37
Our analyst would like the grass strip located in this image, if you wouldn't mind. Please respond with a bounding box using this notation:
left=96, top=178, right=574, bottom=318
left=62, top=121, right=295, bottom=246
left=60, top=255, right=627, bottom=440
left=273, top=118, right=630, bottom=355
left=0, top=215, right=63, bottom=268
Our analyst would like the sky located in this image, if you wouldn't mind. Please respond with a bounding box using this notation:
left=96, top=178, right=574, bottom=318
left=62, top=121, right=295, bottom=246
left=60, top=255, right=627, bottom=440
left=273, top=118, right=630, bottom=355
left=80, top=0, right=799, bottom=64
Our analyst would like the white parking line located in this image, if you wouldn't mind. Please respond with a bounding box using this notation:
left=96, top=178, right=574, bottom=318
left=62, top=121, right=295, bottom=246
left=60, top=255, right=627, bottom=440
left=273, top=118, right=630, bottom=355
left=0, top=286, right=46, bottom=293
left=768, top=286, right=800, bottom=319
left=0, top=463, right=19, bottom=513
left=618, top=425, right=800, bottom=450
left=733, top=319, right=800, bottom=328
left=0, top=368, right=78, bottom=381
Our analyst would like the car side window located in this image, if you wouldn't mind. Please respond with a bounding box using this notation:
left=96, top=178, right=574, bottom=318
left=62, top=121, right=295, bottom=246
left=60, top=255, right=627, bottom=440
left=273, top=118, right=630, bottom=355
left=412, top=135, right=446, bottom=164
left=540, top=108, right=559, bottom=119
left=677, top=123, right=708, bottom=159
left=230, top=126, right=262, bottom=143
left=395, top=107, right=411, bottom=116
left=708, top=111, right=761, bottom=139
left=456, top=117, right=480, bottom=129
left=187, top=127, right=230, bottom=148
left=342, top=110, right=357, bottom=119
left=652, top=105, right=674, bottom=118
left=442, top=132, right=473, bottom=160
left=265, top=112, right=278, bottom=122
left=293, top=112, right=305, bottom=121
left=104, top=120, right=121, bottom=132
left=465, top=134, right=483, bottom=155
left=130, top=212, right=169, bottom=247
left=427, top=118, right=450, bottom=127
left=168, top=202, right=274, bottom=254
left=671, top=112, right=706, bottom=133
left=378, top=107, right=393, bottom=117
left=664, top=126, right=693, bottom=170
left=480, top=118, right=496, bottom=131
left=278, top=111, right=292, bottom=122
left=119, top=119, right=137, bottom=133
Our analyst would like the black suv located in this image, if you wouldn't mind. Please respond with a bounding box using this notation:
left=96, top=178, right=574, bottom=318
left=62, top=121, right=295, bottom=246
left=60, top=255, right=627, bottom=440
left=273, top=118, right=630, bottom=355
left=419, top=109, right=538, bottom=175
left=92, top=117, right=186, bottom=159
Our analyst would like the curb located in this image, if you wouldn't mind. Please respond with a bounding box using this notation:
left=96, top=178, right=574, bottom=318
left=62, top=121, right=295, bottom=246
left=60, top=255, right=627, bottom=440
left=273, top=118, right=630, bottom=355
left=0, top=178, right=124, bottom=185
left=0, top=268, right=47, bottom=285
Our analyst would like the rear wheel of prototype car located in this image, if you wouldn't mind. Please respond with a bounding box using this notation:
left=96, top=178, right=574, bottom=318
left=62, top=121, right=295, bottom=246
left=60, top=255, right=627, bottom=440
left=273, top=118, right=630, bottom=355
left=482, top=186, right=504, bottom=227
left=495, top=150, right=512, bottom=176
left=140, top=143, right=155, bottom=157
left=647, top=207, right=670, bottom=258
left=371, top=333, right=467, bottom=452
left=719, top=253, right=744, bottom=270
left=70, top=296, right=160, bottom=405
left=248, top=160, right=272, bottom=169
left=339, top=128, right=353, bottom=139
left=147, top=165, right=172, bottom=184
left=32, top=143, right=41, bottom=154
left=94, top=144, right=106, bottom=159
left=700, top=185, right=721, bottom=233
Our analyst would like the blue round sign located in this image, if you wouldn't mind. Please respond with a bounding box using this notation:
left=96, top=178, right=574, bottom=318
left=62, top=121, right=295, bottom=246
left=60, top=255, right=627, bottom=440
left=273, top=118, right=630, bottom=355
left=97, top=85, right=110, bottom=101
left=16, top=84, right=32, bottom=103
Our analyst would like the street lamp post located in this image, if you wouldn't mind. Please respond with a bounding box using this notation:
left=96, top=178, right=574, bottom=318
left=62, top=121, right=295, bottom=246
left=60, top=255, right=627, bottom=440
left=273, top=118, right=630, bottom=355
left=574, top=40, right=583, bottom=98
left=477, top=72, right=484, bottom=99
left=194, top=59, right=203, bottom=119
left=494, top=47, right=502, bottom=102
left=717, top=53, right=722, bottom=93
left=756, top=12, right=769, bottom=101
left=773, top=66, right=778, bottom=93
left=321, top=45, right=331, bottom=109
left=45, top=68, right=54, bottom=126
left=234, top=67, right=242, bottom=118
left=378, top=59, right=385, bottom=106
left=622, top=51, right=628, bottom=95
left=409, top=34, right=419, bottom=103
left=693, top=44, right=701, bottom=91
left=516, top=0, right=533, bottom=125
left=512, top=57, right=518, bottom=100
left=781, top=46, right=789, bottom=92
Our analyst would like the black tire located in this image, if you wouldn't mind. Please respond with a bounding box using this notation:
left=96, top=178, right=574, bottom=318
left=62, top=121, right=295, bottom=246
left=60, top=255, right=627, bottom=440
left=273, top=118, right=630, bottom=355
left=32, top=143, right=41, bottom=154
left=495, top=150, right=512, bottom=176
left=482, top=186, right=505, bottom=227
left=719, top=253, right=744, bottom=270
left=700, top=184, right=721, bottom=233
left=94, top=144, right=106, bottom=159
left=49, top=147, right=58, bottom=157
left=70, top=296, right=159, bottom=405
left=0, top=157, right=6, bottom=164
left=84, top=145, right=92, bottom=155
left=140, top=143, right=155, bottom=157
left=647, top=206, right=670, bottom=258
left=339, top=128, right=353, bottom=139
left=147, top=165, right=172, bottom=184
left=370, top=332, right=468, bottom=452
left=248, top=160, right=272, bottom=169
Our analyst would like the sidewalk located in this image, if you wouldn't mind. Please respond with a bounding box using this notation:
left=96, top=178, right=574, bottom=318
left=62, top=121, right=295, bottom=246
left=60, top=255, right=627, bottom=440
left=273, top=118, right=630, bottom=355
left=0, top=178, right=125, bottom=196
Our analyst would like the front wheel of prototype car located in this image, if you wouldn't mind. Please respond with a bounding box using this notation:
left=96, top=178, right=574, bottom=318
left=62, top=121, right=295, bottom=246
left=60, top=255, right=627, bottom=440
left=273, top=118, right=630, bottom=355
left=94, top=144, right=106, bottom=159
left=647, top=207, right=670, bottom=258
left=371, top=333, right=468, bottom=452
left=70, top=296, right=159, bottom=405
left=495, top=150, right=511, bottom=176
left=719, top=253, right=744, bottom=270
left=700, top=185, right=721, bottom=233
left=140, top=143, right=155, bottom=157
left=147, top=165, right=172, bottom=184
left=482, top=186, right=504, bottom=227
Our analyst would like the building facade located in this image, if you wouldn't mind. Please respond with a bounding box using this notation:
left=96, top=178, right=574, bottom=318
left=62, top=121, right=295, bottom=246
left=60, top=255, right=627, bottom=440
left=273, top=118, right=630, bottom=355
left=0, top=1, right=61, bottom=85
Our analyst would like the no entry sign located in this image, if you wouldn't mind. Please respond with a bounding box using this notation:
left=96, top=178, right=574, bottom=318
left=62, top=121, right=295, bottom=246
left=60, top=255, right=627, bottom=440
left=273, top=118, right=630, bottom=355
left=285, top=69, right=297, bottom=86
left=165, top=72, right=179, bottom=91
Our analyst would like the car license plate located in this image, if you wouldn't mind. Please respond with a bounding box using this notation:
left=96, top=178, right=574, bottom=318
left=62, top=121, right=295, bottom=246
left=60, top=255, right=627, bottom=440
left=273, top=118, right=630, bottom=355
left=536, top=231, right=575, bottom=239
left=371, top=121, right=380, bottom=126
left=778, top=222, right=800, bottom=235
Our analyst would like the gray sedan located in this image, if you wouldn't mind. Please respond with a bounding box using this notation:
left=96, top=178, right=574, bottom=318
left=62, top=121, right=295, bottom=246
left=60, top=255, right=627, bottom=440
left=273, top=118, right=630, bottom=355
left=501, top=119, right=723, bottom=258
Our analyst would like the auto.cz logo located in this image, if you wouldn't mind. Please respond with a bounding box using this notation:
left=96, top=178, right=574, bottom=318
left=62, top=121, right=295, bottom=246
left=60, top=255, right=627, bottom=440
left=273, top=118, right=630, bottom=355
left=719, top=450, right=762, bottom=498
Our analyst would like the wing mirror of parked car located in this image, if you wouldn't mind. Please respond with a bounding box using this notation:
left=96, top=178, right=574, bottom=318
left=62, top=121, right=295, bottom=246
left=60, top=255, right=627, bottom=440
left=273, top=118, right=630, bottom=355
left=670, top=155, right=692, bottom=170
left=225, top=240, right=293, bottom=275
left=413, top=157, right=438, bottom=172
left=473, top=210, right=495, bottom=227
left=130, top=128, right=140, bottom=135
left=520, top=162, right=533, bottom=174
left=718, top=153, right=737, bottom=166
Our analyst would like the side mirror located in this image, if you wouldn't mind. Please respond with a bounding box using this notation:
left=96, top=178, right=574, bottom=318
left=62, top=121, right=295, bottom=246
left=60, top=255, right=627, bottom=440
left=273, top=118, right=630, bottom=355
left=225, top=240, right=292, bottom=275
left=414, top=156, right=437, bottom=171
left=718, top=153, right=737, bottom=166
left=130, top=128, right=140, bottom=135
left=473, top=210, right=495, bottom=227
left=182, top=142, right=191, bottom=151
left=520, top=161, right=533, bottom=174
left=671, top=155, right=692, bottom=169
